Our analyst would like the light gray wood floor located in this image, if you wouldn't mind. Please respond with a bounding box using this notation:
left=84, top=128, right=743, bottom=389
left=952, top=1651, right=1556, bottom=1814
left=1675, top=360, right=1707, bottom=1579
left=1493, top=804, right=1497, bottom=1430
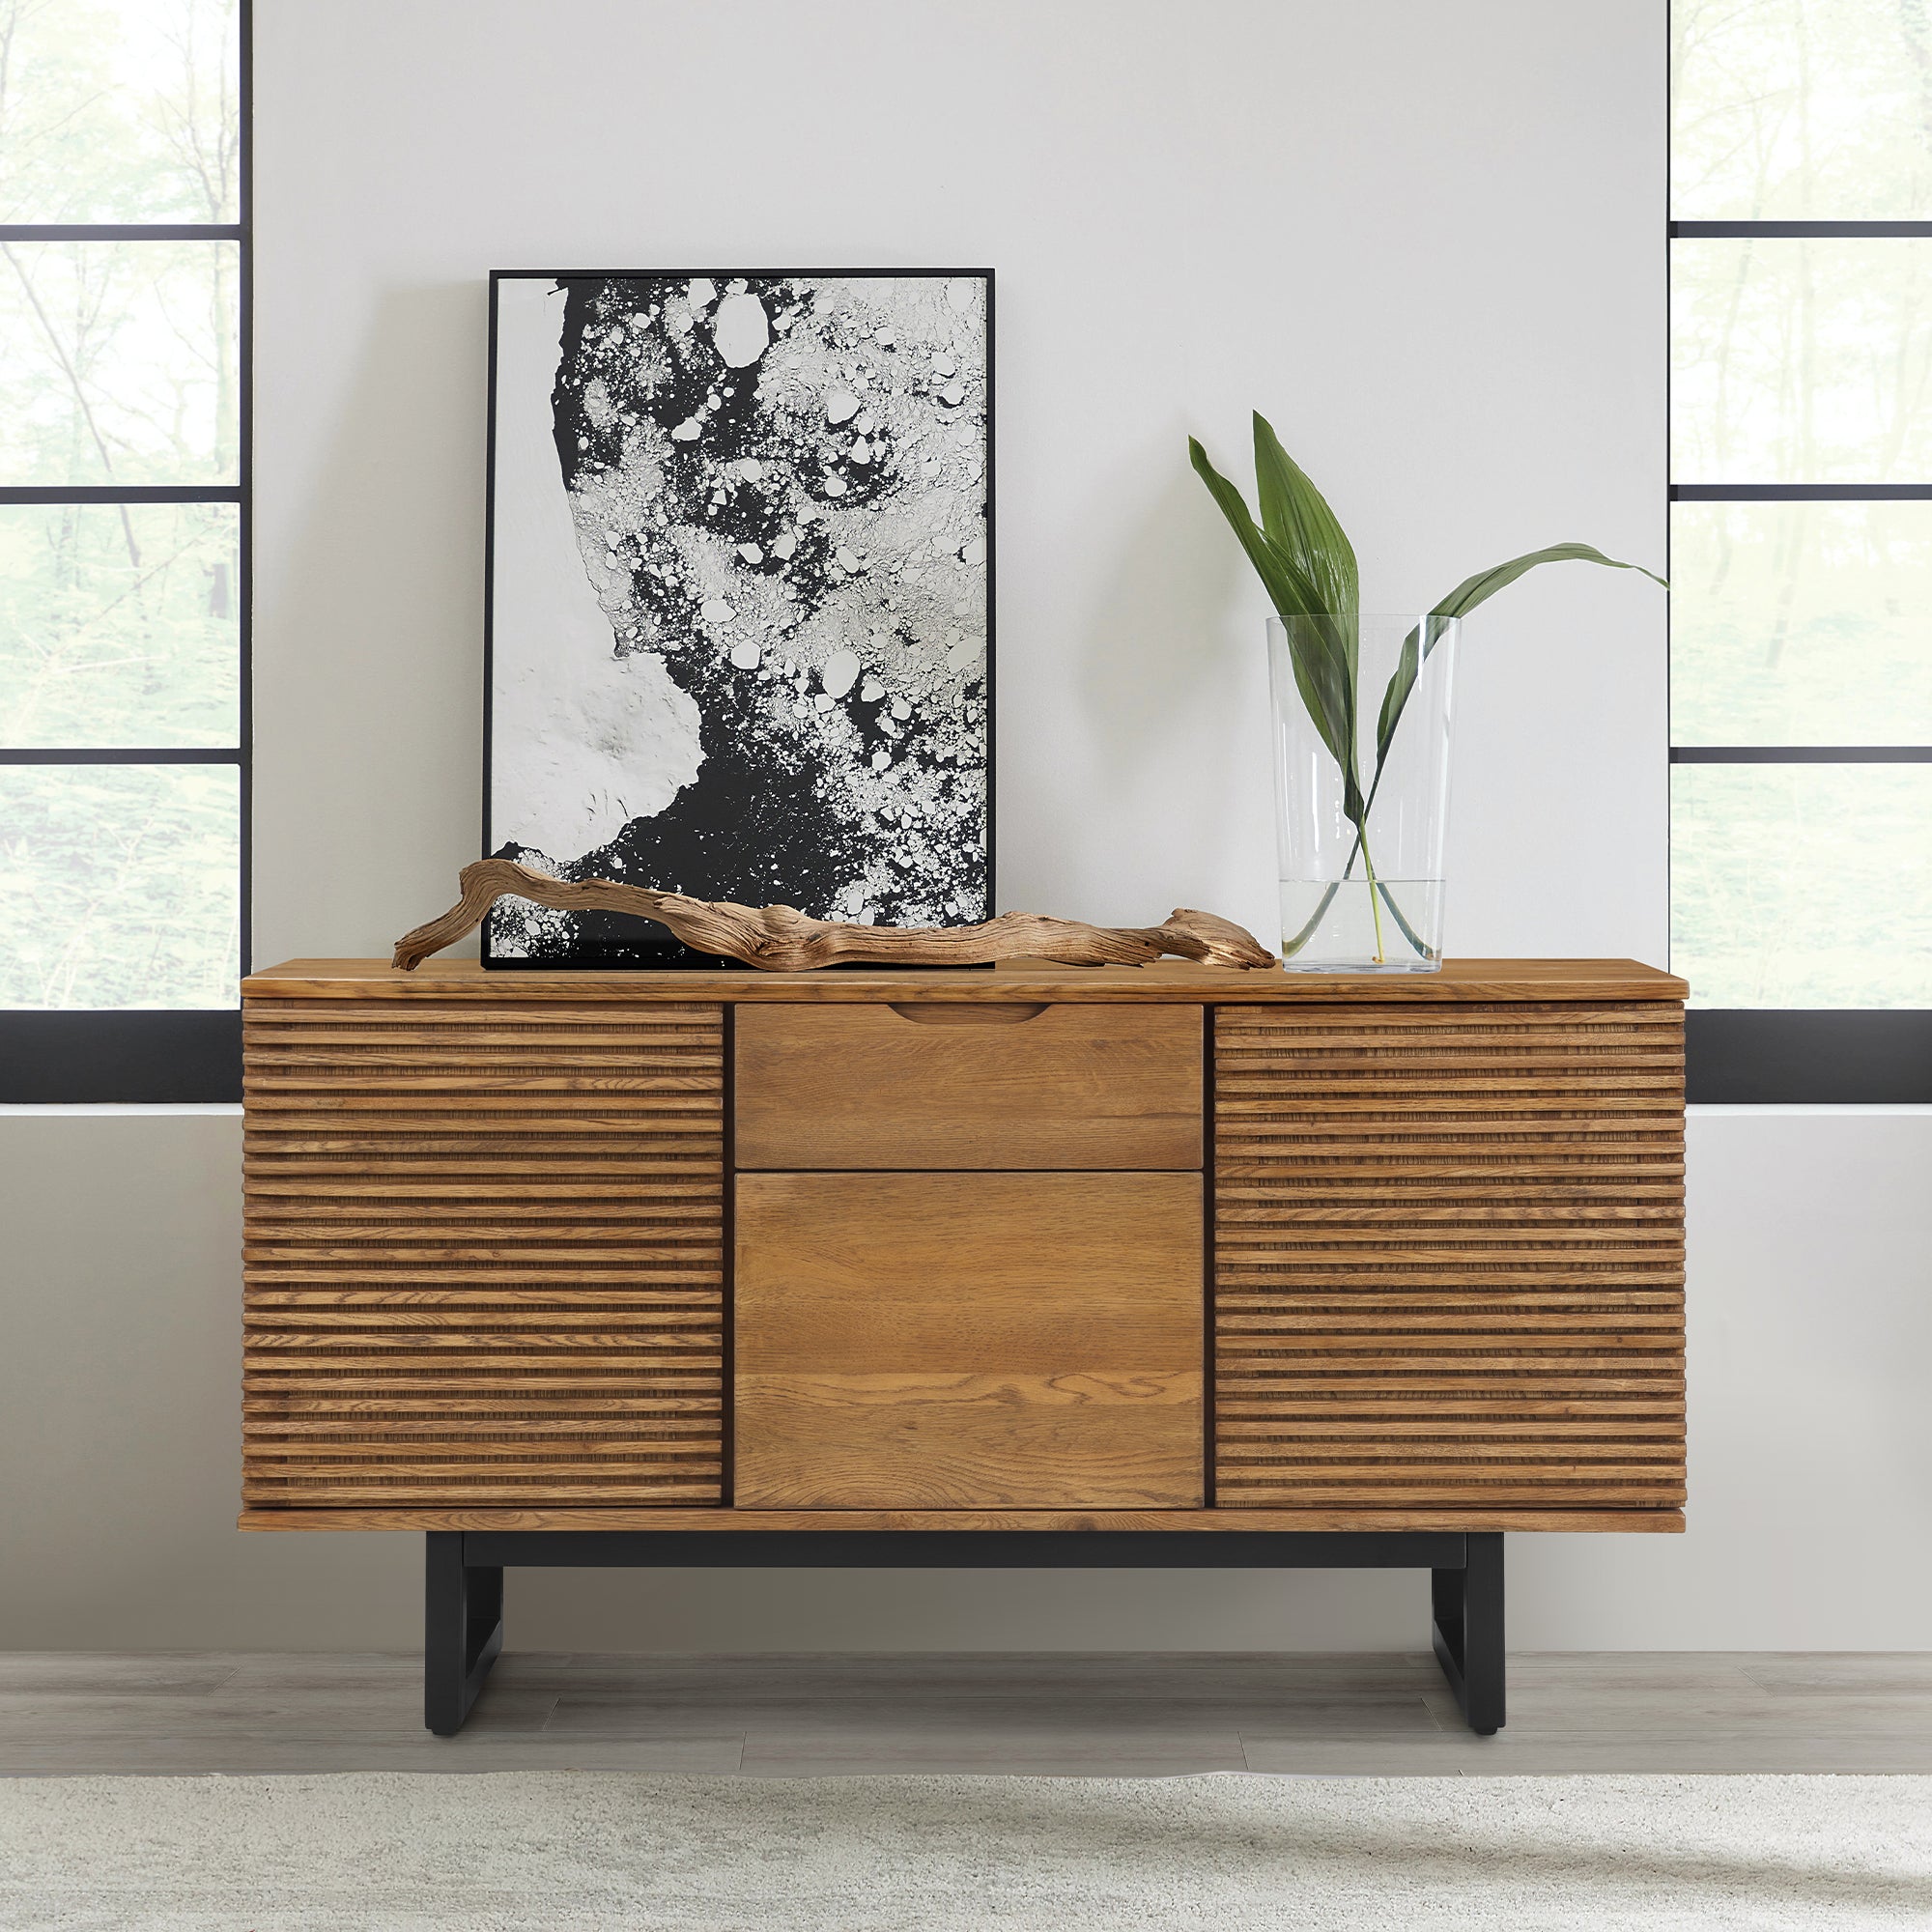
left=3, top=1651, right=1930, bottom=1776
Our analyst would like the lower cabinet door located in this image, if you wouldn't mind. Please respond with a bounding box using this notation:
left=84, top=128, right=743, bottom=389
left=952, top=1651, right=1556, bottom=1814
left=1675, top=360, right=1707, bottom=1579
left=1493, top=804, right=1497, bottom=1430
left=734, top=1172, right=1205, bottom=1508
left=1211, top=1001, right=1688, bottom=1515
left=242, top=996, right=727, bottom=1510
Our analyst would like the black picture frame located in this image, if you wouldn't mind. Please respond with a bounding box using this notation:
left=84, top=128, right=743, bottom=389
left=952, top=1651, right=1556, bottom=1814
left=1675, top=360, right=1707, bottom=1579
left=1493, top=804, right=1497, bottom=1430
left=481, top=268, right=996, bottom=969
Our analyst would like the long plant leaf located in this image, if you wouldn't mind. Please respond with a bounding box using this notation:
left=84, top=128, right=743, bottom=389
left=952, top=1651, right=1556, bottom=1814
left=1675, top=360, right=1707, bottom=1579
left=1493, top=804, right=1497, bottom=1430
left=1281, top=880, right=1341, bottom=957
left=1373, top=543, right=1667, bottom=774
left=1372, top=612, right=1452, bottom=774
left=1252, top=413, right=1360, bottom=771
left=1286, top=619, right=1359, bottom=811
left=1252, top=412, right=1358, bottom=619
left=1187, top=437, right=1318, bottom=616
left=1373, top=879, right=1434, bottom=960
left=1190, top=437, right=1354, bottom=779
left=1431, top=541, right=1666, bottom=621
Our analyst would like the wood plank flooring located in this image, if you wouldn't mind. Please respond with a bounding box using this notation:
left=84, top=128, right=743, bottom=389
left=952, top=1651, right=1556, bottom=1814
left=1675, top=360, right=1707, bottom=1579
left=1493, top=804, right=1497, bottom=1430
left=3, top=1652, right=1929, bottom=1776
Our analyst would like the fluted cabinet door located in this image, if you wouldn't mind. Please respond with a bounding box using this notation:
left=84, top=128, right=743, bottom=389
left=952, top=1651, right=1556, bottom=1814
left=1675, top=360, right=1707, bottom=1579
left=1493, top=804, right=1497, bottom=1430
left=1212, top=1001, right=1686, bottom=1517
left=242, top=998, right=724, bottom=1508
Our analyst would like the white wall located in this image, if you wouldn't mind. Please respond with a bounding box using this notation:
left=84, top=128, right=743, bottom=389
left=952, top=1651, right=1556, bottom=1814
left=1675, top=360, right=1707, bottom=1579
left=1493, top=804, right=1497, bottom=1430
left=5, top=0, right=1927, bottom=1653
left=246, top=0, right=1669, bottom=964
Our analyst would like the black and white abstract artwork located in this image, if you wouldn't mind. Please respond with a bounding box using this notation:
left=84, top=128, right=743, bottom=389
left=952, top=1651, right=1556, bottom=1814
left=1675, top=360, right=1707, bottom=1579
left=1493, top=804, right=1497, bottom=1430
left=485, top=270, right=992, bottom=965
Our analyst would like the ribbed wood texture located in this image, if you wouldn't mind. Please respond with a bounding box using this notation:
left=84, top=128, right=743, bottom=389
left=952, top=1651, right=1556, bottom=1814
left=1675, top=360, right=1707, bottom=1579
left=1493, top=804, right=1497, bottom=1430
left=1213, top=1002, right=1686, bottom=1514
left=242, top=999, right=725, bottom=1508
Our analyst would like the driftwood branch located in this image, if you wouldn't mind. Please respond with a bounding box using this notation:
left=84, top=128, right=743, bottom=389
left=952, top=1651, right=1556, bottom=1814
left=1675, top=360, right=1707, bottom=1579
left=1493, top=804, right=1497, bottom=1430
left=393, top=859, right=1277, bottom=974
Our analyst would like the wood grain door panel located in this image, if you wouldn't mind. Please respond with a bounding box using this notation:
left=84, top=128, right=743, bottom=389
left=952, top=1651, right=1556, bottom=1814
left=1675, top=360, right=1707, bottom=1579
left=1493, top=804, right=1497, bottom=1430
left=242, top=998, right=725, bottom=1508
left=734, top=1003, right=1204, bottom=1170
left=735, top=1172, right=1205, bottom=1507
left=1212, top=1002, right=1687, bottom=1514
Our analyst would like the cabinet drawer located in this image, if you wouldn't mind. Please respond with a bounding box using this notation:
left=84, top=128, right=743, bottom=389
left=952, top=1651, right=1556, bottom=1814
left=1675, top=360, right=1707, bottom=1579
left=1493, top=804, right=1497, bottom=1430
left=735, top=1172, right=1204, bottom=1508
left=734, top=1002, right=1203, bottom=1170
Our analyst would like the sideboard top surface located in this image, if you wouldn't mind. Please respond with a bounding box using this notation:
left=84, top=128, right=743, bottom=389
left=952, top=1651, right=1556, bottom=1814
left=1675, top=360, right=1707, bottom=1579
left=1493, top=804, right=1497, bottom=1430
left=243, top=957, right=1688, bottom=1004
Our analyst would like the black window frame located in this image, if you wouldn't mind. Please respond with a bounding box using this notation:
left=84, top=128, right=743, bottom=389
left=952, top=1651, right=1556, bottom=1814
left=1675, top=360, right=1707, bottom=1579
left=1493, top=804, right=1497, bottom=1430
left=0, top=0, right=251, bottom=1104
left=1669, top=202, right=1932, bottom=1101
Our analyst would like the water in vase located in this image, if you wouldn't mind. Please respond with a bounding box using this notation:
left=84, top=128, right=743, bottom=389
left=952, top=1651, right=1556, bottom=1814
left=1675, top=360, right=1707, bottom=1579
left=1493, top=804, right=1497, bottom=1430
left=1279, top=877, right=1445, bottom=972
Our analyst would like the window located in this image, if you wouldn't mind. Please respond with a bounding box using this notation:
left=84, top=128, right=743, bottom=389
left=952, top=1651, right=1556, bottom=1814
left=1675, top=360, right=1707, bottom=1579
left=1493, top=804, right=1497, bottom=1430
left=0, top=0, right=247, bottom=1102
left=1672, top=0, right=1932, bottom=1100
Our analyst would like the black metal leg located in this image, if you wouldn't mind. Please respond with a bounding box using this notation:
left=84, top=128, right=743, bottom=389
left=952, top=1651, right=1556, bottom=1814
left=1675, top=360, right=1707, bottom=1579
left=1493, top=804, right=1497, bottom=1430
left=1431, top=1531, right=1505, bottom=1735
left=424, top=1532, right=504, bottom=1736
left=411, top=1529, right=1503, bottom=1736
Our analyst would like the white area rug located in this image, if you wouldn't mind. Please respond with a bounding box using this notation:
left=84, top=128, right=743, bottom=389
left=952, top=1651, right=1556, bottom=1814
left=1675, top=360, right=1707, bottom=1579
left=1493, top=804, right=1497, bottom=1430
left=1, top=1772, right=1926, bottom=1930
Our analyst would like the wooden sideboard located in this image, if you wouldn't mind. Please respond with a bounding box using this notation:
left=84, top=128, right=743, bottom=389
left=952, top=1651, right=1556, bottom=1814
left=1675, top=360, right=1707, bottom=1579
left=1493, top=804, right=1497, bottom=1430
left=239, top=955, right=1688, bottom=1734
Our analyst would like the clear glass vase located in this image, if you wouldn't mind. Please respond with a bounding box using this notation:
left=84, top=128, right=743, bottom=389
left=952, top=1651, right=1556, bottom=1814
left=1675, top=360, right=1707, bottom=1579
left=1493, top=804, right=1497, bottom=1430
left=1267, top=611, right=1459, bottom=972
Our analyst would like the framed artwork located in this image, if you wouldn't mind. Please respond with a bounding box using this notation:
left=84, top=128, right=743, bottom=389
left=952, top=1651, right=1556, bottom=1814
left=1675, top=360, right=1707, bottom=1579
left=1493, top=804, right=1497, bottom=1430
left=484, top=269, right=993, bottom=965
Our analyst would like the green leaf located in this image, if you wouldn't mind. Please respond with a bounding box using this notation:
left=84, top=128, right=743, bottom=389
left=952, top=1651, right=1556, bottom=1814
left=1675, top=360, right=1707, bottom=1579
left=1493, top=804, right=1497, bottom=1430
left=1191, top=434, right=1362, bottom=793
left=1281, top=880, right=1340, bottom=957
left=1372, top=544, right=1666, bottom=776
left=1372, top=878, right=1435, bottom=961
left=1187, top=437, right=1320, bottom=618
left=1191, top=437, right=1352, bottom=778
left=1252, top=412, right=1358, bottom=619
left=1252, top=413, right=1359, bottom=736
left=1430, top=541, right=1667, bottom=621
left=1373, top=612, right=1450, bottom=773
left=1278, top=613, right=1360, bottom=798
